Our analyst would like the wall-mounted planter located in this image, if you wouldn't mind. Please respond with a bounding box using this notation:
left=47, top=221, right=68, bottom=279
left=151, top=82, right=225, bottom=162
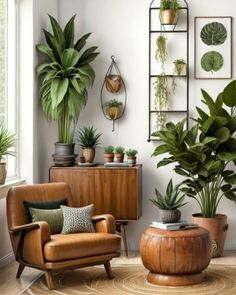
left=101, top=56, right=127, bottom=131
left=105, top=75, right=122, bottom=93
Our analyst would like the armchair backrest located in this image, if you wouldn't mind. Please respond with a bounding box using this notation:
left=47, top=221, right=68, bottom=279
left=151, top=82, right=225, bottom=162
left=7, top=182, right=73, bottom=229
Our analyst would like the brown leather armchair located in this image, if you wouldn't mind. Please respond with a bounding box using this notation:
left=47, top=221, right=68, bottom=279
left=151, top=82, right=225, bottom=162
left=6, top=182, right=121, bottom=289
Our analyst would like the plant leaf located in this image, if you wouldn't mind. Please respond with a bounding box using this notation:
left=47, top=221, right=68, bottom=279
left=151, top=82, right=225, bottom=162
left=64, top=15, right=76, bottom=48
left=222, top=80, right=236, bottom=107
left=74, top=32, right=92, bottom=52
left=61, top=48, right=80, bottom=68
left=50, top=78, right=69, bottom=109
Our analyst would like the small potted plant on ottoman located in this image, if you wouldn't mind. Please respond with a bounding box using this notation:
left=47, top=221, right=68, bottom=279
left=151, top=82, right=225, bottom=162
left=150, top=179, right=187, bottom=223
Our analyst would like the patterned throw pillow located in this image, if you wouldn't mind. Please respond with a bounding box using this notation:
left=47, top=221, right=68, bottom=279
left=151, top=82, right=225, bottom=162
left=23, top=198, right=67, bottom=223
left=29, top=207, right=63, bottom=234
left=61, top=204, right=95, bottom=234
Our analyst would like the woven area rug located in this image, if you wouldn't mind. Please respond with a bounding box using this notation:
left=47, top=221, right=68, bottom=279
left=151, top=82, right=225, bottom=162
left=23, top=264, right=236, bottom=295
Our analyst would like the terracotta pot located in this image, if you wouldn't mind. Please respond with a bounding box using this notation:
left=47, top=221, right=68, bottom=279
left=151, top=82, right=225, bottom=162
left=127, top=156, right=136, bottom=167
left=160, top=10, right=177, bottom=24
left=82, top=148, right=95, bottom=163
left=105, top=75, right=121, bottom=93
left=114, top=153, right=124, bottom=163
left=192, top=213, right=228, bottom=258
left=106, top=106, right=121, bottom=120
left=104, top=153, right=114, bottom=163
left=0, top=162, right=7, bottom=185
left=160, top=209, right=181, bottom=223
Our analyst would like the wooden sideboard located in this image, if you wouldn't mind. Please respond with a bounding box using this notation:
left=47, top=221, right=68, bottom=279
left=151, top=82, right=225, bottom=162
left=49, top=165, right=142, bottom=221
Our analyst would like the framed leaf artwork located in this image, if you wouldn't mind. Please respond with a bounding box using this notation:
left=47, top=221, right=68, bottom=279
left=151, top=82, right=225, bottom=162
left=194, top=17, right=232, bottom=79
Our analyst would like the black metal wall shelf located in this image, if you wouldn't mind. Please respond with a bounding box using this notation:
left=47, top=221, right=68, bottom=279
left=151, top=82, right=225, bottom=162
left=148, top=0, right=189, bottom=142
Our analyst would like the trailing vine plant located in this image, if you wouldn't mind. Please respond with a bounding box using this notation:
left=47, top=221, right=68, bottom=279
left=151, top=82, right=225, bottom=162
left=153, top=34, right=171, bottom=133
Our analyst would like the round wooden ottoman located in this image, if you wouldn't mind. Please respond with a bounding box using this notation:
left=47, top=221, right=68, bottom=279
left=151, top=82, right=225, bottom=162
left=140, top=226, right=212, bottom=286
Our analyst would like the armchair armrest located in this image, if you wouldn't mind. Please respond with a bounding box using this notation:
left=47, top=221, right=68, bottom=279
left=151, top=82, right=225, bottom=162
left=9, top=222, right=41, bottom=233
left=9, top=222, right=51, bottom=268
left=92, top=214, right=116, bottom=234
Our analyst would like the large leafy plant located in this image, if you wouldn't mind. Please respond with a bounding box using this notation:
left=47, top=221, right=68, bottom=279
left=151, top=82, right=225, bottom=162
left=152, top=80, right=236, bottom=217
left=36, top=15, right=99, bottom=144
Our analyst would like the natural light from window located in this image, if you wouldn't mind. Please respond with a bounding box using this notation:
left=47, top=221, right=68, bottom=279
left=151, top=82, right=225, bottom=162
left=0, top=0, right=18, bottom=180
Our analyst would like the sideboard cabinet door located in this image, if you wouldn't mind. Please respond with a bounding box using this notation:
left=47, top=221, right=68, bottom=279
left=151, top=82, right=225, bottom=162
left=49, top=165, right=142, bottom=221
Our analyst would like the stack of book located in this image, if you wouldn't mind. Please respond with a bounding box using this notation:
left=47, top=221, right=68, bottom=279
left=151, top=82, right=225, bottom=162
left=150, top=220, right=198, bottom=231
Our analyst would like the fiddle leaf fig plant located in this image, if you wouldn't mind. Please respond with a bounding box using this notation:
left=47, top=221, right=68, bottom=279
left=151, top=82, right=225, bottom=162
left=152, top=80, right=236, bottom=217
left=36, top=15, right=99, bottom=144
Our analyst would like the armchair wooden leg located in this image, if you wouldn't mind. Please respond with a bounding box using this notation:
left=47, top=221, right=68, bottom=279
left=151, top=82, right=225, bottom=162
left=45, top=270, right=54, bottom=290
left=104, top=261, right=114, bottom=279
left=16, top=263, right=25, bottom=278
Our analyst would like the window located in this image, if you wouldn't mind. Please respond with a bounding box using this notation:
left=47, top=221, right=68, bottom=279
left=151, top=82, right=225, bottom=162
left=0, top=0, right=18, bottom=179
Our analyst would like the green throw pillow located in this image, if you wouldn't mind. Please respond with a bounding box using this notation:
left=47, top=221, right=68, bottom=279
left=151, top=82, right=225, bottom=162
left=23, top=198, right=67, bottom=223
left=29, top=207, right=64, bottom=234
left=61, top=204, right=95, bottom=234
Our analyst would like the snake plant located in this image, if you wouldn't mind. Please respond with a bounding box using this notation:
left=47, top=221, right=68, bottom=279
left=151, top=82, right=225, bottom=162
left=36, top=15, right=99, bottom=144
left=150, top=179, right=187, bottom=210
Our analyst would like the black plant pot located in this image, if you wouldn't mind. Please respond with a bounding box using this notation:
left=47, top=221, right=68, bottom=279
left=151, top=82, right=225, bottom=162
left=52, top=142, right=77, bottom=167
left=54, top=142, right=75, bottom=156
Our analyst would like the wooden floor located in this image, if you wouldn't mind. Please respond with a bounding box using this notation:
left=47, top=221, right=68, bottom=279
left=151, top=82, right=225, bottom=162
left=1, top=250, right=236, bottom=295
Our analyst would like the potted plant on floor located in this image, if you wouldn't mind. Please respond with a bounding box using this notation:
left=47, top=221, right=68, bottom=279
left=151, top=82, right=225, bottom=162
left=150, top=179, right=187, bottom=223
left=152, top=80, right=236, bottom=257
left=0, top=124, right=16, bottom=185
left=159, top=0, right=180, bottom=25
left=104, top=145, right=115, bottom=163
left=75, top=126, right=102, bottom=163
left=36, top=15, right=99, bottom=166
left=125, top=149, right=138, bottom=166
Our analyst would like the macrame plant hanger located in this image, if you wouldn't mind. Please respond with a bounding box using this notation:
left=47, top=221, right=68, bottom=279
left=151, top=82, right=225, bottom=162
left=100, top=55, right=127, bottom=131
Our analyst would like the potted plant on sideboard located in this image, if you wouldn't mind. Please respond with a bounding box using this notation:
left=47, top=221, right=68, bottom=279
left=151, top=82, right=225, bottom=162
left=75, top=126, right=102, bottom=163
left=125, top=149, right=138, bottom=167
left=114, top=146, right=125, bottom=163
left=152, top=80, right=236, bottom=257
left=104, top=145, right=115, bottom=163
left=36, top=15, right=99, bottom=166
left=0, top=124, right=16, bottom=184
left=150, top=179, right=187, bottom=223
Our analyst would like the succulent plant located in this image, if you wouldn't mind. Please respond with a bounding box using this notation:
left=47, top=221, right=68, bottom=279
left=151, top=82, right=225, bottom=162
left=150, top=179, right=187, bottom=210
left=104, top=145, right=114, bottom=154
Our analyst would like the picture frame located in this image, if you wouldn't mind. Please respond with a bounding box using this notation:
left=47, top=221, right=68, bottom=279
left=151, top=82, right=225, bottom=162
left=194, top=16, right=232, bottom=79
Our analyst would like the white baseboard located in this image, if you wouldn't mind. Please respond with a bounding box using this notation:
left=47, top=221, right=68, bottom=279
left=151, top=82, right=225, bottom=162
left=0, top=251, right=14, bottom=268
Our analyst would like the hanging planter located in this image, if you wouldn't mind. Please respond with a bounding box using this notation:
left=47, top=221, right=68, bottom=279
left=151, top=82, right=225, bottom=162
left=105, top=75, right=122, bottom=93
left=101, top=56, right=127, bottom=131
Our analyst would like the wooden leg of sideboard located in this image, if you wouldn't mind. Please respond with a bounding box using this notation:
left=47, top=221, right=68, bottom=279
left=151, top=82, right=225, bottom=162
left=116, top=222, right=128, bottom=257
